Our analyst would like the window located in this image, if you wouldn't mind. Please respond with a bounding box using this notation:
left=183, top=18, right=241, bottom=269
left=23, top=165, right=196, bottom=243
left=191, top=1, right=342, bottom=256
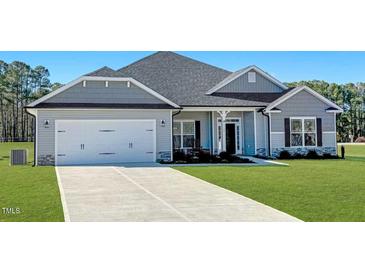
left=248, top=71, right=256, bottom=83
left=173, top=121, right=195, bottom=149
left=290, top=118, right=316, bottom=147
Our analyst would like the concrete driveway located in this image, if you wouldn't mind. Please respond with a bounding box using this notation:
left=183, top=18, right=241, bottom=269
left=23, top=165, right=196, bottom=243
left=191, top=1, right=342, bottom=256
left=56, top=165, right=300, bottom=222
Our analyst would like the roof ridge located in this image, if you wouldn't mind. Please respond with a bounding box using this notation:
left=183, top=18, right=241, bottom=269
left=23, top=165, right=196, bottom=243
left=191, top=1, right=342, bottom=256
left=117, top=51, right=231, bottom=73
left=117, top=51, right=161, bottom=72
left=85, top=66, right=116, bottom=76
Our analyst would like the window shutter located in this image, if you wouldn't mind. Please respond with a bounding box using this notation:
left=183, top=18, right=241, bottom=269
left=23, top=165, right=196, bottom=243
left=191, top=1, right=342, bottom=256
left=284, top=118, right=290, bottom=147
left=317, top=118, right=322, bottom=147
left=195, top=121, right=201, bottom=148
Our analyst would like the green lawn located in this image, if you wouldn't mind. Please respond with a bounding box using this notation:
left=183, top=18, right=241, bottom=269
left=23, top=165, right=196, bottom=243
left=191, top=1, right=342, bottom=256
left=175, top=145, right=365, bottom=222
left=0, top=142, right=64, bottom=221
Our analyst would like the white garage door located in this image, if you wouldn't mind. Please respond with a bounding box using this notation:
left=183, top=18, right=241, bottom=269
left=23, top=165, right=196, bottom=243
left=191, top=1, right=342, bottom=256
left=55, top=120, right=156, bottom=165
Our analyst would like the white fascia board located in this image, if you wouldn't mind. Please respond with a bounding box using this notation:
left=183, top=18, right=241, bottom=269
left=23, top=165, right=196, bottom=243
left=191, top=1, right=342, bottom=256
left=265, top=86, right=344, bottom=113
left=27, top=76, right=180, bottom=109
left=266, top=110, right=282, bottom=113
left=206, top=65, right=288, bottom=95
left=181, top=107, right=258, bottom=112
left=326, top=110, right=343, bottom=113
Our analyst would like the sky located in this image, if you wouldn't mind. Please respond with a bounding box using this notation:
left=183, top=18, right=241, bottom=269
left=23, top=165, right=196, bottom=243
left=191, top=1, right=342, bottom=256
left=0, top=51, right=364, bottom=84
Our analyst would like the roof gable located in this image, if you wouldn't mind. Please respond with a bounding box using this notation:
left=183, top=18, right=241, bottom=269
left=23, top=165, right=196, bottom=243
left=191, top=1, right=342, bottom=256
left=27, top=76, right=180, bottom=108
left=265, top=86, right=343, bottom=112
left=206, top=65, right=288, bottom=94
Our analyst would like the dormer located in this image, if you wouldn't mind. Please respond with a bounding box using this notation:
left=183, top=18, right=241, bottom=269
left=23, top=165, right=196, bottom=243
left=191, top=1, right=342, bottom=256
left=206, top=65, right=287, bottom=94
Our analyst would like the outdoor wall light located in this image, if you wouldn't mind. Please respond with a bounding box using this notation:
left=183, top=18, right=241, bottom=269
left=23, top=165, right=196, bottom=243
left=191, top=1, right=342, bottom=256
left=44, top=120, right=50, bottom=126
left=160, top=120, right=166, bottom=127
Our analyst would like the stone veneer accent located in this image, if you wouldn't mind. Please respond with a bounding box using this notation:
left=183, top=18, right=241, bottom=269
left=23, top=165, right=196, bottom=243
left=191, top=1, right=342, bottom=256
left=272, top=147, right=337, bottom=158
left=256, top=148, right=267, bottom=157
left=38, top=154, right=55, bottom=166
left=158, top=151, right=171, bottom=161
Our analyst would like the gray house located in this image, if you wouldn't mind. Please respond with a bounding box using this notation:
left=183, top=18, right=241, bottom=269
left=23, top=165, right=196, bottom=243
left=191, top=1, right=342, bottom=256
left=26, top=52, right=343, bottom=165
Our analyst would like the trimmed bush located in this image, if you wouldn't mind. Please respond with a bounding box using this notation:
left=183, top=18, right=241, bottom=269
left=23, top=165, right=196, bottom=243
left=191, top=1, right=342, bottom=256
left=173, top=150, right=186, bottom=161
left=219, top=151, right=234, bottom=161
left=278, top=150, right=291, bottom=159
left=306, top=150, right=320, bottom=159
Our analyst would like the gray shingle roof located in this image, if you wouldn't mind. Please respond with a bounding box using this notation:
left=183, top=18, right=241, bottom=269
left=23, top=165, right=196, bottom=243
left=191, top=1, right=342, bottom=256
left=86, top=52, right=289, bottom=107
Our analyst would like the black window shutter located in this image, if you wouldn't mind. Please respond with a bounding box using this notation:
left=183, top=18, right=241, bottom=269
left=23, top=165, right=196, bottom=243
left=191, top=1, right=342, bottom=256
left=195, top=121, right=201, bottom=148
left=317, top=118, right=322, bottom=147
left=284, top=118, right=290, bottom=147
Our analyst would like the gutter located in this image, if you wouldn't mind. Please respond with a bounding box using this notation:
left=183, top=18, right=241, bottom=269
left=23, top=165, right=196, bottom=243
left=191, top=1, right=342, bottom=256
left=259, top=108, right=270, bottom=157
left=24, top=107, right=36, bottom=167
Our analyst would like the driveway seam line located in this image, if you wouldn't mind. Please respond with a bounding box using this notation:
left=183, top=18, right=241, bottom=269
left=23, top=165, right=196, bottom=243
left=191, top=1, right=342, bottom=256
left=172, top=168, right=302, bottom=222
left=112, top=167, right=191, bottom=221
left=55, top=167, right=71, bottom=222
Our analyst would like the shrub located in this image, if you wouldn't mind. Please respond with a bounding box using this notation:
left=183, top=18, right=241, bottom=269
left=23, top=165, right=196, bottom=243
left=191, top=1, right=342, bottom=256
left=198, top=149, right=211, bottom=163
left=173, top=150, right=186, bottom=161
left=211, top=155, right=222, bottom=163
left=292, top=153, right=305, bottom=159
left=306, top=150, right=320, bottom=159
left=323, top=153, right=339, bottom=159
left=278, top=150, right=291, bottom=159
left=219, top=151, right=234, bottom=161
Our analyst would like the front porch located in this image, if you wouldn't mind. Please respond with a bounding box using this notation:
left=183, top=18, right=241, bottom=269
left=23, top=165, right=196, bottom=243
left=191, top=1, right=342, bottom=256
left=172, top=108, right=268, bottom=157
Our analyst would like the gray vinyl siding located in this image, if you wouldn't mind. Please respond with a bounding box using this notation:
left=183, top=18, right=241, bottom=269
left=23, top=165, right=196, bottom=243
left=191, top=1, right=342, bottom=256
left=242, top=112, right=255, bottom=155
left=256, top=111, right=268, bottom=154
left=270, top=89, right=336, bottom=150
left=216, top=69, right=284, bottom=93
left=45, top=81, right=165, bottom=104
left=174, top=111, right=211, bottom=149
left=37, top=109, right=171, bottom=164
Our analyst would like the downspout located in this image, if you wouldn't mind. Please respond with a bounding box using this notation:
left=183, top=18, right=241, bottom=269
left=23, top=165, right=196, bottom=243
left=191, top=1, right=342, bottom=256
left=260, top=108, right=270, bottom=157
left=24, top=107, right=36, bottom=167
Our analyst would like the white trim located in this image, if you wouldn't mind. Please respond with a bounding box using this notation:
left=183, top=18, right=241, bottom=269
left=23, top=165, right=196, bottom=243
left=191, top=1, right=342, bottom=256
left=206, top=65, right=288, bottom=94
left=266, top=110, right=282, bottom=113
left=269, top=112, right=272, bottom=156
left=55, top=167, right=70, bottom=222
left=289, top=117, right=317, bottom=148
left=181, top=107, right=258, bottom=112
left=35, top=109, right=38, bottom=166
left=170, top=110, right=173, bottom=161
left=212, top=112, right=215, bottom=153
left=254, top=109, right=257, bottom=154
left=32, top=108, right=172, bottom=112
left=271, top=131, right=284, bottom=134
left=334, top=112, right=338, bottom=155
left=28, top=76, right=180, bottom=109
left=248, top=71, right=256, bottom=83
left=326, top=109, right=342, bottom=113
left=216, top=117, right=242, bottom=154
left=55, top=119, right=157, bottom=166
left=173, top=120, right=196, bottom=149
left=241, top=112, right=245, bottom=155
left=265, top=86, right=343, bottom=112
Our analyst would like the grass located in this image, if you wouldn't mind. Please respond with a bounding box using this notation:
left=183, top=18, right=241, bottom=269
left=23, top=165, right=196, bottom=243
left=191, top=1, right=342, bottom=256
left=175, top=144, right=365, bottom=222
left=0, top=142, right=64, bottom=221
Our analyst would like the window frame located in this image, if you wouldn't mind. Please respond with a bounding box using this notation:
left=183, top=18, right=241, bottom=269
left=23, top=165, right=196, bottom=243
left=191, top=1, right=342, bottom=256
left=173, top=120, right=196, bottom=149
left=289, top=117, right=317, bottom=147
left=248, top=71, right=256, bottom=83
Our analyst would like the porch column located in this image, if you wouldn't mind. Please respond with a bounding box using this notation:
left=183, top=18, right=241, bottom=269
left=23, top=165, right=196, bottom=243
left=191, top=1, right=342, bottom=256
left=217, top=110, right=230, bottom=153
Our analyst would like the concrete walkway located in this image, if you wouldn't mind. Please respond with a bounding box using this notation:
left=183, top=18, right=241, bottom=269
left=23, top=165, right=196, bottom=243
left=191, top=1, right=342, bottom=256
left=56, top=166, right=300, bottom=222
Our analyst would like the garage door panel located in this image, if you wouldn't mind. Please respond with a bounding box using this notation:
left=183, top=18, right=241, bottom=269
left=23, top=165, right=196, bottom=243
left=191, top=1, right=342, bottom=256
left=56, top=120, right=156, bottom=165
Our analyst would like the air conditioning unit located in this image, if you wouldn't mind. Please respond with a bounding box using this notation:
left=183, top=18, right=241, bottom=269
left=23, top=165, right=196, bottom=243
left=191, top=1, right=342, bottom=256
left=10, top=149, right=27, bottom=165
